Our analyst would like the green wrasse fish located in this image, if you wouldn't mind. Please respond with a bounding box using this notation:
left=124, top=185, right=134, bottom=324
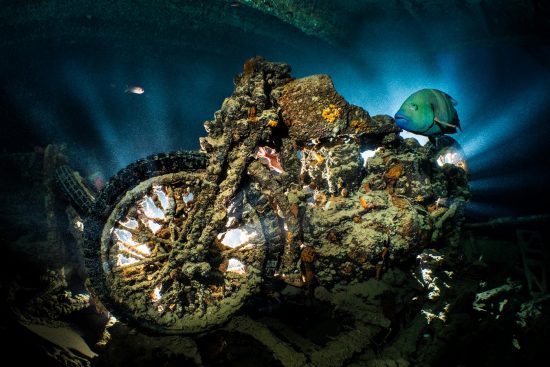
left=394, top=89, right=461, bottom=136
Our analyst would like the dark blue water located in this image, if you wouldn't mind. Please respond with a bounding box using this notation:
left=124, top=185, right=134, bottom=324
left=1, top=5, right=549, bottom=220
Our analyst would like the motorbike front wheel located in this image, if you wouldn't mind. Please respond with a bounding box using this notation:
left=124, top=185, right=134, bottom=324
left=83, top=151, right=263, bottom=334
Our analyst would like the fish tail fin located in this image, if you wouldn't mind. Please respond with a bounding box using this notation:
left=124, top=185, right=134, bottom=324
left=124, top=85, right=129, bottom=93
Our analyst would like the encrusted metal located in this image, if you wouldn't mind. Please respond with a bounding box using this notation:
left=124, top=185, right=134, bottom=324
left=81, top=58, right=470, bottom=338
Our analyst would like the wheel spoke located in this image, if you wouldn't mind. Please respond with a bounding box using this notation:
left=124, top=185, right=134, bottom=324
left=86, top=156, right=271, bottom=333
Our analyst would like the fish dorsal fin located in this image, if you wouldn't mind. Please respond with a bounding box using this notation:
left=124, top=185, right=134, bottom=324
left=444, top=92, right=458, bottom=106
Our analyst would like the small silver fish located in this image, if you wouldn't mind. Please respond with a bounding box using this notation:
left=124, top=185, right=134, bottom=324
left=125, top=85, right=145, bottom=94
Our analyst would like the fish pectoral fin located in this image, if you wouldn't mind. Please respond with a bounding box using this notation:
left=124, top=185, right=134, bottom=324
left=456, top=119, right=462, bottom=131
left=434, top=116, right=458, bottom=129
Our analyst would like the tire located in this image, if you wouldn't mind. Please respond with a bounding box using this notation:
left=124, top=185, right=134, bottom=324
left=55, top=165, right=96, bottom=215
left=83, top=151, right=264, bottom=334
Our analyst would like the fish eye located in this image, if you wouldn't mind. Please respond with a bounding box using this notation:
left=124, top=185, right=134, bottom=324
left=409, top=103, right=418, bottom=111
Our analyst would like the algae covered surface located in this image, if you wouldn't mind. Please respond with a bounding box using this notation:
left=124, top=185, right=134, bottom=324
left=3, top=58, right=484, bottom=366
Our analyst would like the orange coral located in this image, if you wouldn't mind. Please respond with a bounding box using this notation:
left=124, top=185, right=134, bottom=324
left=248, top=106, right=257, bottom=122
left=314, top=191, right=327, bottom=206
left=386, top=164, right=404, bottom=179
left=340, top=262, right=354, bottom=275
left=300, top=246, right=316, bottom=263
left=349, top=249, right=367, bottom=264
left=267, top=119, right=278, bottom=127
left=363, top=182, right=371, bottom=193
left=286, top=231, right=293, bottom=242
left=350, top=118, right=368, bottom=133
left=314, top=152, right=324, bottom=165
left=321, top=104, right=341, bottom=123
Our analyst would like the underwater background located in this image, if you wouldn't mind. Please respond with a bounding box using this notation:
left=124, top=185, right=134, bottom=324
left=1, top=0, right=549, bottom=219
left=1, top=1, right=549, bottom=366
